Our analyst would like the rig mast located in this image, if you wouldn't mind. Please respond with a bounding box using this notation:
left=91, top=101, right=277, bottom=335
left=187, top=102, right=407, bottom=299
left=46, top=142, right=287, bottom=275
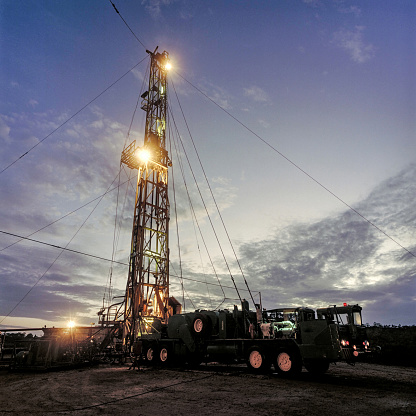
left=120, top=48, right=173, bottom=349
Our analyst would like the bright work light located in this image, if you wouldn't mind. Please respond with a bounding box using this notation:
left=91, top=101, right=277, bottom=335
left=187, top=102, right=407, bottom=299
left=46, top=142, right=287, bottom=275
left=136, top=148, right=151, bottom=163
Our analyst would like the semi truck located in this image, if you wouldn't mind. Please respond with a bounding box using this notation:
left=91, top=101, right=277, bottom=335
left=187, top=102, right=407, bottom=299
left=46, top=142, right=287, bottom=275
left=134, top=300, right=373, bottom=375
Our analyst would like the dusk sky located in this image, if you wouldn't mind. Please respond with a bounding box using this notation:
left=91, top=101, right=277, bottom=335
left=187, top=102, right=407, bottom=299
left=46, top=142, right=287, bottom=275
left=1, top=0, right=415, bottom=330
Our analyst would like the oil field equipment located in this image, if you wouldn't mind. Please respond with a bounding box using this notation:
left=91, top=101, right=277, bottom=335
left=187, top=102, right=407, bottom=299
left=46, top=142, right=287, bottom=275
left=96, top=48, right=376, bottom=374
left=2, top=47, right=376, bottom=372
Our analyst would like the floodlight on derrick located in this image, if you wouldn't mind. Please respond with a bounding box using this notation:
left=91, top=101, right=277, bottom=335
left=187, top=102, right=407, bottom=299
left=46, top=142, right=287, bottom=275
left=135, top=148, right=151, bottom=164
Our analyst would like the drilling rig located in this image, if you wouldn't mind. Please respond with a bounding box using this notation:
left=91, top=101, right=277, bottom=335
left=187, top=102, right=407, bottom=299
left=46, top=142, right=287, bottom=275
left=99, top=47, right=180, bottom=353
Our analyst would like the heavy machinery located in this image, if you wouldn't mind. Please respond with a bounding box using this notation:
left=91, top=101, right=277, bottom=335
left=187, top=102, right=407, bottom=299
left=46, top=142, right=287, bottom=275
left=133, top=300, right=372, bottom=375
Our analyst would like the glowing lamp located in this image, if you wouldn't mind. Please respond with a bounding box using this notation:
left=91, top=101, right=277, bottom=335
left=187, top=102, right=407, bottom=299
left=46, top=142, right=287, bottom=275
left=136, top=148, right=151, bottom=163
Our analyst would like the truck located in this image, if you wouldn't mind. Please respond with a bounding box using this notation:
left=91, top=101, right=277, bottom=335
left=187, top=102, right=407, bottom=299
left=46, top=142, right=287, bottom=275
left=134, top=300, right=373, bottom=375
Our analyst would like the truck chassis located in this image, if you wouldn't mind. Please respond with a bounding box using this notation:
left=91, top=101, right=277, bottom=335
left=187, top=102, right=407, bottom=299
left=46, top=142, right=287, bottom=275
left=131, top=301, right=373, bottom=375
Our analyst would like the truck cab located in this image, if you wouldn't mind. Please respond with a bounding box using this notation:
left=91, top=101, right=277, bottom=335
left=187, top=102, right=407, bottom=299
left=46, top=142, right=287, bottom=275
left=317, top=304, right=372, bottom=360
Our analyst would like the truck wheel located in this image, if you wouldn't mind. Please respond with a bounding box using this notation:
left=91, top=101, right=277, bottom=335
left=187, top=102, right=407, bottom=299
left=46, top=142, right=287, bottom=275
left=158, top=345, right=170, bottom=366
left=304, top=359, right=330, bottom=375
left=274, top=349, right=302, bottom=376
left=192, top=314, right=210, bottom=336
left=247, top=346, right=270, bottom=373
left=144, top=345, right=156, bottom=365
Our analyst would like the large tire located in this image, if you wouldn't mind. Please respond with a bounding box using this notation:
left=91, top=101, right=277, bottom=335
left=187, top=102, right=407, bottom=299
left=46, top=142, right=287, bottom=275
left=192, top=314, right=210, bottom=337
left=304, top=359, right=330, bottom=375
left=246, top=346, right=270, bottom=373
left=274, top=349, right=302, bottom=376
left=191, top=313, right=212, bottom=338
left=143, top=344, right=156, bottom=365
left=158, top=344, right=171, bottom=367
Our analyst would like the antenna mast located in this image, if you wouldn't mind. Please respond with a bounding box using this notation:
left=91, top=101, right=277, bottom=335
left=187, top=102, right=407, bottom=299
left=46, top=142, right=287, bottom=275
left=120, top=47, right=172, bottom=350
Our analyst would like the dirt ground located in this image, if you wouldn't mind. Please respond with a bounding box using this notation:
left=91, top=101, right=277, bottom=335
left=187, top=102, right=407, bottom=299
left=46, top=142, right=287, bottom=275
left=0, top=362, right=414, bottom=416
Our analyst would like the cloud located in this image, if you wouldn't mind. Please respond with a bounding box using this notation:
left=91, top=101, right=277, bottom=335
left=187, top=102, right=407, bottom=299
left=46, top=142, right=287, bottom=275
left=141, top=0, right=175, bottom=19
left=169, top=164, right=415, bottom=323
left=244, top=86, right=270, bottom=103
left=333, top=26, right=376, bottom=63
left=172, top=74, right=230, bottom=108
left=0, top=105, right=135, bottom=324
left=258, top=119, right=270, bottom=129
left=207, top=85, right=232, bottom=110
left=170, top=174, right=238, bottom=227
left=28, top=99, right=39, bottom=108
left=0, top=116, right=11, bottom=144
left=237, top=164, right=415, bottom=325
left=180, top=10, right=193, bottom=20
left=1, top=99, right=414, bottom=327
left=0, top=233, right=128, bottom=326
left=132, top=69, right=146, bottom=82
left=303, top=0, right=321, bottom=7
left=338, top=5, right=361, bottom=17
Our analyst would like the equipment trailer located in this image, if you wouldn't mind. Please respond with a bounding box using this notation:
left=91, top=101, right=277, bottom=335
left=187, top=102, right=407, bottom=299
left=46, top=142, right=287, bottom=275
left=135, top=300, right=372, bottom=375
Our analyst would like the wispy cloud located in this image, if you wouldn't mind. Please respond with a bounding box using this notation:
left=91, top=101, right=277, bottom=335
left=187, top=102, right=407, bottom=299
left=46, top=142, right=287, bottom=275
left=142, top=0, right=176, bottom=19
left=171, top=175, right=238, bottom=226
left=303, top=0, right=321, bottom=7
left=173, top=74, right=232, bottom=108
left=338, top=5, right=362, bottom=17
left=244, top=86, right=271, bottom=103
left=333, top=26, right=376, bottom=63
left=132, top=69, right=146, bottom=82
left=28, top=99, right=39, bottom=108
left=208, top=86, right=232, bottom=110
left=0, top=116, right=11, bottom=144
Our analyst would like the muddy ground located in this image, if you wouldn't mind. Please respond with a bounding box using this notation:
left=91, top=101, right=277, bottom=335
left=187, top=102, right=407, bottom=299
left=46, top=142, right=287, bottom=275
left=0, top=362, right=414, bottom=415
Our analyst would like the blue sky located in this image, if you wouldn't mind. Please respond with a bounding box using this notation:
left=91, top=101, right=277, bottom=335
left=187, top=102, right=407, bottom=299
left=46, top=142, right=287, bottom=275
left=0, top=0, right=415, bottom=329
